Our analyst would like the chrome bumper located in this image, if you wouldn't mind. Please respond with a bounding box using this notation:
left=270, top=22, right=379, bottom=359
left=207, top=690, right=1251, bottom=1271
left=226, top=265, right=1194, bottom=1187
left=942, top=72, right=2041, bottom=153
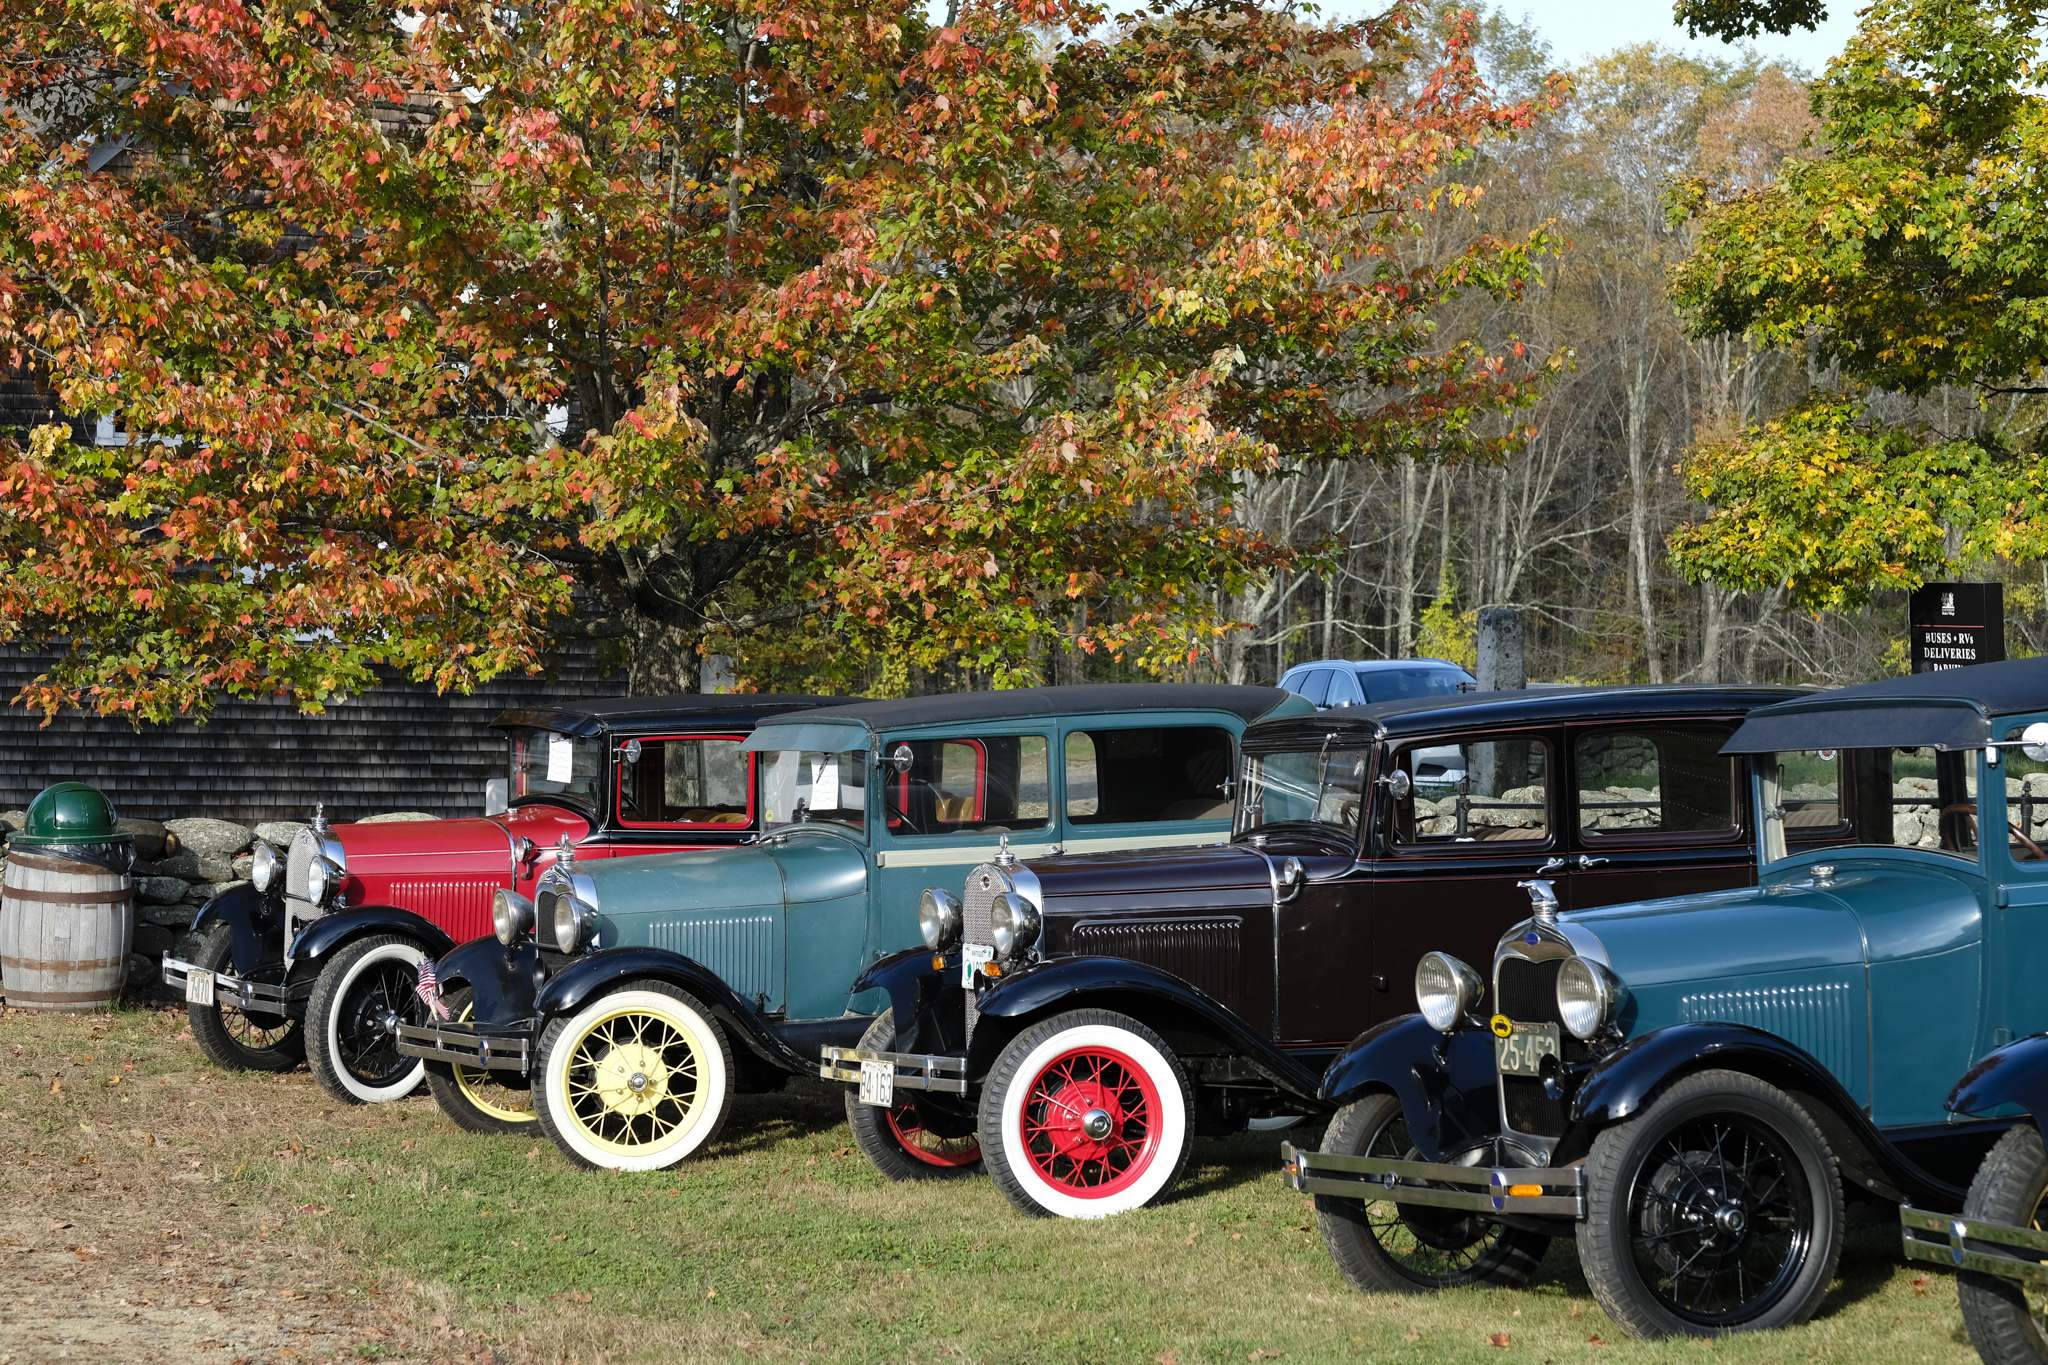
left=818, top=1046, right=969, bottom=1095
left=394, top=1019, right=535, bottom=1073
left=161, top=957, right=294, bottom=1011
left=1902, top=1204, right=2048, bottom=1285
left=1282, top=1142, right=1587, bottom=1219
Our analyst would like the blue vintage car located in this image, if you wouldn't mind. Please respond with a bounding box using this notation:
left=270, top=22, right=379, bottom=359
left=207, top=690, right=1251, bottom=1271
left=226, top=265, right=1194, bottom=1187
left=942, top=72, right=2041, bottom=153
left=394, top=684, right=1307, bottom=1171
left=1289, top=658, right=2048, bottom=1338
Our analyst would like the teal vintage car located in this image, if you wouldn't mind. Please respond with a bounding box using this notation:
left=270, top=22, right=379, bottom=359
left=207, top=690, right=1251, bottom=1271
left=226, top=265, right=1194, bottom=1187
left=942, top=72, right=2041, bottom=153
left=395, top=683, right=1308, bottom=1171
left=1289, top=658, right=2048, bottom=1339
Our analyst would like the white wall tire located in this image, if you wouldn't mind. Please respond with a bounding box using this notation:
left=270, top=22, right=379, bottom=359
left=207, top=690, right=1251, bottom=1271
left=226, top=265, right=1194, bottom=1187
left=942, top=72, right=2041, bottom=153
left=979, top=1010, right=1193, bottom=1219
left=305, top=935, right=429, bottom=1105
left=534, top=982, right=733, bottom=1171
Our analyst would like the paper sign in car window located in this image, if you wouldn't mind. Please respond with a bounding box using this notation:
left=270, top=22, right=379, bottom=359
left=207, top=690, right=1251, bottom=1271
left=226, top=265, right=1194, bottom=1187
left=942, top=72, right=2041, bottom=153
left=813, top=754, right=840, bottom=811
left=547, top=733, right=574, bottom=784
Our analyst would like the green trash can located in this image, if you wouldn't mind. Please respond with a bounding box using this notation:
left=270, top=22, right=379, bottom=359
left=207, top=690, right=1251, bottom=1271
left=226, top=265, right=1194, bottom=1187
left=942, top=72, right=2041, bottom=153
left=1, top=783, right=136, bottom=1013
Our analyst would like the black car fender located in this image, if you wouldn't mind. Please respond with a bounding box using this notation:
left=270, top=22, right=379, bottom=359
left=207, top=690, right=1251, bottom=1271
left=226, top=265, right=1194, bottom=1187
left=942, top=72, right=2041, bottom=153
left=1571, top=1022, right=1966, bottom=1209
left=1947, top=1032, right=2048, bottom=1126
left=968, top=955, right=1325, bottom=1106
left=284, top=907, right=458, bottom=985
left=1319, top=1014, right=1502, bottom=1164
left=432, top=935, right=547, bottom=1026
left=852, top=946, right=948, bottom=1037
left=189, top=885, right=284, bottom=977
left=534, top=946, right=811, bottom=1075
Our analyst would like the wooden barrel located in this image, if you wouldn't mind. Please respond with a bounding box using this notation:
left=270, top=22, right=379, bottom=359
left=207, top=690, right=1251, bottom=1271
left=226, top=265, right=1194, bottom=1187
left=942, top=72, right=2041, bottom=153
left=0, top=848, right=134, bottom=1013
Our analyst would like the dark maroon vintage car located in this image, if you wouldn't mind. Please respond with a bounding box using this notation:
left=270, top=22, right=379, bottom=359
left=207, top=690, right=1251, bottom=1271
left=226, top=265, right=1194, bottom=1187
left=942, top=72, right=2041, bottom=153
left=826, top=684, right=1859, bottom=1218
left=162, top=693, right=843, bottom=1115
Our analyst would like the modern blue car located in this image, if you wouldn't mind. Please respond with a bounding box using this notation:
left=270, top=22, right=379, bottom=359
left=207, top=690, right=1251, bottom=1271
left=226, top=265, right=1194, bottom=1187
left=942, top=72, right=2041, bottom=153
left=1288, top=658, right=2048, bottom=1340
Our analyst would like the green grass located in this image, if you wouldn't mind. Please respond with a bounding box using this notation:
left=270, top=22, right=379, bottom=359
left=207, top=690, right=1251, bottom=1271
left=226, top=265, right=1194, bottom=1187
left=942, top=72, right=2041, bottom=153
left=3, top=1003, right=1984, bottom=1365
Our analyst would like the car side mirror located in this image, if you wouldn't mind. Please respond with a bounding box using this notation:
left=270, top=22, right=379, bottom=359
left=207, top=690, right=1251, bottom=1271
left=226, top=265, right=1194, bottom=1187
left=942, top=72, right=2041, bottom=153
left=1382, top=769, right=1412, bottom=801
left=2023, top=723, right=2048, bottom=763
left=883, top=743, right=914, bottom=775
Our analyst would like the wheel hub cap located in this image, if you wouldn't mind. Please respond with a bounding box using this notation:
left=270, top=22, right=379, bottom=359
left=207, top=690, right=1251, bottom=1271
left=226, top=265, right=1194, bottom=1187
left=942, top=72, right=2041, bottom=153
left=1713, top=1202, right=1747, bottom=1237
left=379, top=1011, right=401, bottom=1035
left=1042, top=1081, right=1126, bottom=1162
left=594, top=1043, right=670, bottom=1117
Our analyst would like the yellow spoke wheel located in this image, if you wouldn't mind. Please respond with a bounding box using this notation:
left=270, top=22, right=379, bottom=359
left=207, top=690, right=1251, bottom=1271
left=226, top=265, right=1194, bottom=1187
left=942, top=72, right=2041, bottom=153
left=422, top=988, right=537, bottom=1135
left=451, top=998, right=535, bottom=1125
left=536, top=982, right=733, bottom=1171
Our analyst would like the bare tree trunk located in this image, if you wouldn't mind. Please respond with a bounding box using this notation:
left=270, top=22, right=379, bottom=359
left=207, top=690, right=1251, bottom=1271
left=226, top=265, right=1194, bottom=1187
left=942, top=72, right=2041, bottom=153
left=1625, top=350, right=1663, bottom=683
left=627, top=614, right=702, bottom=695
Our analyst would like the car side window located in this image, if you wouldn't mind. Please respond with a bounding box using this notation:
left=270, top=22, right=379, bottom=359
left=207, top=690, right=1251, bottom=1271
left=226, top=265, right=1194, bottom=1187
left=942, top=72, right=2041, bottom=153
left=617, top=736, right=753, bottom=828
left=1325, top=670, right=1364, bottom=707
left=1065, top=726, right=1235, bottom=824
left=1389, top=736, right=1550, bottom=848
left=1888, top=747, right=1982, bottom=859
left=1296, top=669, right=1333, bottom=707
left=1574, top=726, right=1739, bottom=841
left=2001, top=723, right=2048, bottom=865
left=885, top=735, right=1050, bottom=837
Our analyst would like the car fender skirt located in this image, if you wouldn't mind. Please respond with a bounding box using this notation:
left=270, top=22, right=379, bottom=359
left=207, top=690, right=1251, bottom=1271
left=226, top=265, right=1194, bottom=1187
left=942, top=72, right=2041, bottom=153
left=436, top=936, right=543, bottom=1025
left=190, top=885, right=282, bottom=977
left=972, top=956, right=1325, bottom=1106
left=535, top=947, right=809, bottom=1074
left=1947, top=1032, right=2048, bottom=1126
left=853, top=946, right=946, bottom=1037
left=288, top=907, right=458, bottom=978
left=1320, top=1014, right=1501, bottom=1164
left=1574, top=1022, right=1966, bottom=1210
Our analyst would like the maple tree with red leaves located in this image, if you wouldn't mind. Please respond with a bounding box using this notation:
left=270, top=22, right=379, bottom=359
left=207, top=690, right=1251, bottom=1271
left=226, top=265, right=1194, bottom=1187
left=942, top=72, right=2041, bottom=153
left=0, top=0, right=1558, bottom=717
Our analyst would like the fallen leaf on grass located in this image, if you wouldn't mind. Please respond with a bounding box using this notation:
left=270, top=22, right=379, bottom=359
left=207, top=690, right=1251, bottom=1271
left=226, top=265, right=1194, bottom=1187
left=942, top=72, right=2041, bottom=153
left=46, top=1220, right=70, bottom=1232
left=47, top=1079, right=60, bottom=1094
left=526, top=1146, right=539, bottom=1161
left=834, top=1146, right=852, bottom=1157
left=1249, top=1352, right=1284, bottom=1362
left=804, top=1156, right=817, bottom=1167
left=176, top=1029, right=192, bottom=1040
left=1490, top=1334, right=1511, bottom=1348
left=104, top=1076, right=121, bottom=1087
left=1231, top=1232, right=1243, bottom=1240
left=548, top=1233, right=567, bottom=1242
left=1404, top=1330, right=1420, bottom=1343
left=1588, top=1335, right=1606, bottom=1346
left=73, top=1247, right=98, bottom=1261
left=550, top=1291, right=592, bottom=1304
left=1571, top=1304, right=1582, bottom=1318
left=667, top=1187, right=681, bottom=1197
left=1184, top=1233, right=1198, bottom=1245
left=705, top=1289, right=718, bottom=1300
left=1913, top=1277, right=1929, bottom=1297
left=1157, top=1351, right=1179, bottom=1365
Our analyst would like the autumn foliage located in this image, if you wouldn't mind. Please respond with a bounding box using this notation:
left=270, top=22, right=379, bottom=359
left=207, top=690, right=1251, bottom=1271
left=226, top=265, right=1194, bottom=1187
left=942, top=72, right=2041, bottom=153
left=0, top=0, right=1559, bottom=715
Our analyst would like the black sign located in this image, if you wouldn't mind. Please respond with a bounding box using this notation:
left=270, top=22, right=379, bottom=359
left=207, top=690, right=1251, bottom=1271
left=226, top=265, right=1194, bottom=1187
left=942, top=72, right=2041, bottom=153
left=1910, top=582, right=2005, bottom=673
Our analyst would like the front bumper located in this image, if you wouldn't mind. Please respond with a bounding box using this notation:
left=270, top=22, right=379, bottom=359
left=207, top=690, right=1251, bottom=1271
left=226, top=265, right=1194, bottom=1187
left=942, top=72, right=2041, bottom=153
left=162, top=957, right=301, bottom=1013
left=819, top=1046, right=969, bottom=1097
left=395, top=1019, right=536, bottom=1073
left=1282, top=1142, right=1587, bottom=1219
left=1902, top=1205, right=2048, bottom=1285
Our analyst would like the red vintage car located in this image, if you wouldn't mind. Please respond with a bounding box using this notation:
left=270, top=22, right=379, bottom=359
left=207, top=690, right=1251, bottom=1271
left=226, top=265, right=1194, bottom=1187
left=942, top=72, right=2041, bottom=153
left=163, top=693, right=845, bottom=1119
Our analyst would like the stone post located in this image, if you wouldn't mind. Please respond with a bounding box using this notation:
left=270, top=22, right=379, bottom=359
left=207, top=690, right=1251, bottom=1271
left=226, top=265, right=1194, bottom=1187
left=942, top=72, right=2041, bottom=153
left=1471, top=608, right=1528, bottom=796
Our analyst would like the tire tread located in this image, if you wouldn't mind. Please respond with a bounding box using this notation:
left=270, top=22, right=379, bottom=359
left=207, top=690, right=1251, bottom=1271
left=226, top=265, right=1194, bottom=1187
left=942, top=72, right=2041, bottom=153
left=1957, top=1123, right=2048, bottom=1365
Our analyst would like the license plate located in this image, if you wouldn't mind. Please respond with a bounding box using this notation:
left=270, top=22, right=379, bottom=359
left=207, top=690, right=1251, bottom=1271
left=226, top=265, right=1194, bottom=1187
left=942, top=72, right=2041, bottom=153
left=859, top=1059, right=895, bottom=1108
left=961, top=943, right=994, bottom=988
left=185, top=970, right=215, bottom=1007
left=1495, top=1021, right=1560, bottom=1077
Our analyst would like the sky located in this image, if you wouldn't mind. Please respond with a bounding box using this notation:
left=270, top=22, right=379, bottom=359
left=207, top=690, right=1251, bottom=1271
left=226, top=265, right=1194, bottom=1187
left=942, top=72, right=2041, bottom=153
left=1318, top=0, right=1865, bottom=75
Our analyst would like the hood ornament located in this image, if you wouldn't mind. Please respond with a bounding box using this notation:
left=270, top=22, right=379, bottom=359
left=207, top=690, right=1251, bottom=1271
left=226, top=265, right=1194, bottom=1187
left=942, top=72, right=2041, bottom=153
left=310, top=802, right=327, bottom=834
left=995, top=834, right=1017, bottom=868
left=1517, top=878, right=1559, bottom=925
left=557, top=834, right=576, bottom=864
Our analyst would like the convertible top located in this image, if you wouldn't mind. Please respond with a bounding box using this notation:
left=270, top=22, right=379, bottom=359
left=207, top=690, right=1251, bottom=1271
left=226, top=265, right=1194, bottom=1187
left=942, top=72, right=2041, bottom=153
left=1724, top=657, right=2048, bottom=754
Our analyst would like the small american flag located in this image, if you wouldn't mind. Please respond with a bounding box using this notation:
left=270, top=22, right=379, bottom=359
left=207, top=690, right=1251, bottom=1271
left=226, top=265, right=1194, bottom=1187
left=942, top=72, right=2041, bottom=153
left=415, top=958, right=452, bottom=1020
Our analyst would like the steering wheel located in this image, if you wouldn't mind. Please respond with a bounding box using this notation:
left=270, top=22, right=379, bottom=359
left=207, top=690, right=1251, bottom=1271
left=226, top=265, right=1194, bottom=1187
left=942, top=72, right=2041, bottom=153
left=2012, top=822, right=2047, bottom=862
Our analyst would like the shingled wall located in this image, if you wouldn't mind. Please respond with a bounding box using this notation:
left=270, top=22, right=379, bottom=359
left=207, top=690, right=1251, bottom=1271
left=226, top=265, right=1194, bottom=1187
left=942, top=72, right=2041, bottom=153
left=0, top=645, right=624, bottom=825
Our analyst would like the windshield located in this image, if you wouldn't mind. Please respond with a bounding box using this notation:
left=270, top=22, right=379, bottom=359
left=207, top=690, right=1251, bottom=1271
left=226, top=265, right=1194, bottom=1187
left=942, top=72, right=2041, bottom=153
left=1236, top=747, right=1372, bottom=846
left=1360, top=667, right=1470, bottom=704
left=762, top=749, right=867, bottom=833
left=508, top=727, right=604, bottom=811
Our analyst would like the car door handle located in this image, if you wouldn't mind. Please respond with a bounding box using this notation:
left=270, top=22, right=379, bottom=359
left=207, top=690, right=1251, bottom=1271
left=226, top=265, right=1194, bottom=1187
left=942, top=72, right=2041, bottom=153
left=1576, top=855, right=1609, bottom=870
left=1538, top=857, right=1567, bottom=875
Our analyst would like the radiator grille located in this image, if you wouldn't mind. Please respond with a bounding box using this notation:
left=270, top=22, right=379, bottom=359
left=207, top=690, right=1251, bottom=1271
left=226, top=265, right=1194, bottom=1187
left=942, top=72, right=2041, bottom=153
left=961, top=861, right=1008, bottom=1045
left=383, top=878, right=502, bottom=943
left=648, top=915, right=777, bottom=1006
left=1069, top=917, right=1241, bottom=1010
left=1496, top=956, right=1563, bottom=1025
left=1679, top=981, right=1856, bottom=1083
left=286, top=829, right=319, bottom=901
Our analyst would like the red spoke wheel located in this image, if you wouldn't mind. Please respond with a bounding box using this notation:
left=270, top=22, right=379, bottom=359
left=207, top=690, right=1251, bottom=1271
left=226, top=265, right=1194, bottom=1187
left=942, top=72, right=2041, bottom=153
left=843, top=1014, right=981, bottom=1180
left=980, top=1009, right=1192, bottom=1218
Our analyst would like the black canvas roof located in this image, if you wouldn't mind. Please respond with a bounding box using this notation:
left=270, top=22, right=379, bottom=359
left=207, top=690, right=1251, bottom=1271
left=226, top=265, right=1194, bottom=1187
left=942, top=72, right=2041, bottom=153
left=1724, top=657, right=2048, bottom=754
left=1242, top=685, right=1808, bottom=753
left=763, top=684, right=1298, bottom=730
left=491, top=695, right=852, bottom=739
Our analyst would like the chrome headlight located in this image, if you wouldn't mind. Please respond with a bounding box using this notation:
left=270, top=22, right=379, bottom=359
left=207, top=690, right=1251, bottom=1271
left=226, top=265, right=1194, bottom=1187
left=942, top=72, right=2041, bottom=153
left=1415, top=952, right=1484, bottom=1033
left=989, top=891, right=1040, bottom=961
left=1557, top=955, right=1623, bottom=1041
left=919, top=887, right=962, bottom=950
left=303, top=855, right=340, bottom=907
left=250, top=841, right=281, bottom=895
left=493, top=889, right=536, bottom=946
left=550, top=891, right=598, bottom=954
